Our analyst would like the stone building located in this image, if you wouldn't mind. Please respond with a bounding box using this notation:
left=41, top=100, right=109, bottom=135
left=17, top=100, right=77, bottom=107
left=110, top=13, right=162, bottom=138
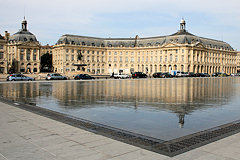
left=237, top=52, right=240, bottom=73
left=53, top=19, right=238, bottom=75
left=6, top=18, right=41, bottom=73
left=0, top=32, right=7, bottom=73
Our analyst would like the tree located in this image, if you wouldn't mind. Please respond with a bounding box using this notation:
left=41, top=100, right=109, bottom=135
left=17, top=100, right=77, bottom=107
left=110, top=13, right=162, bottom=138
left=40, top=53, right=52, bottom=72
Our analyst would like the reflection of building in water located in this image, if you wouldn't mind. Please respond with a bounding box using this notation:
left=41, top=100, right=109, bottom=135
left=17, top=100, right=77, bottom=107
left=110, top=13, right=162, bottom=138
left=0, top=82, right=40, bottom=102
left=52, top=78, right=235, bottom=111
left=0, top=78, right=238, bottom=128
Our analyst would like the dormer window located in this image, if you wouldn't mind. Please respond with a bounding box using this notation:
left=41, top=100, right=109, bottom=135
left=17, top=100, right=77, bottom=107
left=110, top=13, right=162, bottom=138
left=101, top=43, right=104, bottom=47
left=156, top=42, right=160, bottom=46
left=24, top=38, right=27, bottom=41
left=92, top=43, right=95, bottom=46
left=71, top=41, right=75, bottom=45
left=82, top=42, right=85, bottom=46
left=108, top=44, right=112, bottom=47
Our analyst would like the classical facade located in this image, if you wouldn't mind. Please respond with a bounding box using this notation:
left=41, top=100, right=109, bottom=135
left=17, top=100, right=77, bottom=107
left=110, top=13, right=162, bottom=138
left=0, top=33, right=7, bottom=73
left=237, top=52, right=240, bottom=73
left=53, top=19, right=238, bottom=75
left=4, top=18, right=41, bottom=73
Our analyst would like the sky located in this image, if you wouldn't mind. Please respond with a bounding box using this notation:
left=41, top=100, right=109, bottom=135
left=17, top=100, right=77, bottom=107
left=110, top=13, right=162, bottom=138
left=0, top=0, right=240, bottom=50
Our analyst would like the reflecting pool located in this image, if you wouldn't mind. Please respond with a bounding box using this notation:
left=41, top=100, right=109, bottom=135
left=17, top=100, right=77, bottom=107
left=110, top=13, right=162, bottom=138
left=1, top=77, right=240, bottom=141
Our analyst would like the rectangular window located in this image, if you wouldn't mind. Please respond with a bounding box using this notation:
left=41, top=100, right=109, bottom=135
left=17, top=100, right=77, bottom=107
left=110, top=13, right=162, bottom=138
left=114, top=52, right=117, bottom=55
left=33, top=54, right=36, bottom=61
left=120, top=57, right=122, bottom=62
left=165, top=56, right=167, bottom=62
left=175, top=55, right=178, bottom=62
left=138, top=57, right=140, bottom=62
left=27, top=53, right=31, bottom=60
left=131, top=57, right=134, bottom=62
left=0, top=52, right=3, bottom=59
left=108, top=57, right=111, bottom=62
left=0, top=45, right=3, bottom=49
left=170, top=55, right=172, bottom=62
left=114, top=57, right=117, bottom=62
left=160, top=56, right=162, bottom=62
left=97, top=56, right=99, bottom=62
left=182, top=55, right=184, bottom=62
left=182, top=49, right=184, bottom=53
left=20, top=54, right=24, bottom=61
left=92, top=56, right=94, bottom=62
left=66, top=49, right=69, bottom=53
left=155, top=56, right=157, bottom=62
left=33, top=49, right=37, bottom=53
left=125, top=57, right=128, bottom=62
left=109, top=51, right=111, bottom=55
left=66, top=55, right=69, bottom=61
left=72, top=55, right=74, bottom=61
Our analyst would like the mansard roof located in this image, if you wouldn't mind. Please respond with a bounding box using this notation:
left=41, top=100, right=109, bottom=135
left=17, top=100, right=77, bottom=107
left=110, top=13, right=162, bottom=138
left=56, top=20, right=234, bottom=51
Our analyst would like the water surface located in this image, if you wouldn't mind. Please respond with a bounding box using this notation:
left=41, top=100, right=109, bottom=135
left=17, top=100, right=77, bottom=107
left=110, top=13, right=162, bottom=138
left=1, top=78, right=240, bottom=141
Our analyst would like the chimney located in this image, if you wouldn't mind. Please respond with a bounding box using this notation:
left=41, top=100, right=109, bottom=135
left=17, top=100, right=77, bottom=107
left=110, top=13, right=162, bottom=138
left=5, top=31, right=10, bottom=40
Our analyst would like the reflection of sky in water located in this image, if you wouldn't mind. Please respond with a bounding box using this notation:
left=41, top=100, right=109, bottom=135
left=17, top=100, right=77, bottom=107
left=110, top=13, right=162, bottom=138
left=0, top=78, right=240, bottom=141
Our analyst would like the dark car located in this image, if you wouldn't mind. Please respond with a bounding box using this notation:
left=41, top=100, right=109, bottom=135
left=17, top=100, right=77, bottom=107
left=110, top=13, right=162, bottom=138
left=6, top=74, right=35, bottom=81
left=188, top=72, right=196, bottom=77
left=152, top=72, right=162, bottom=78
left=203, top=73, right=210, bottom=77
left=195, top=73, right=208, bottom=77
left=160, top=72, right=173, bottom=78
left=74, top=74, right=95, bottom=80
left=132, top=72, right=147, bottom=78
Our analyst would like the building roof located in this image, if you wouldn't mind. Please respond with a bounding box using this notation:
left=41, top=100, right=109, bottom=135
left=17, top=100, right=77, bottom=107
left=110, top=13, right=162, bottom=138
left=9, top=19, right=38, bottom=43
left=56, top=20, right=234, bottom=51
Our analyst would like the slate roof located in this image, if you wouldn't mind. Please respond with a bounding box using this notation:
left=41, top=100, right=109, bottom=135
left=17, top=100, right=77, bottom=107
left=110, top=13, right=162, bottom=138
left=9, top=30, right=38, bottom=42
left=56, top=30, right=234, bottom=51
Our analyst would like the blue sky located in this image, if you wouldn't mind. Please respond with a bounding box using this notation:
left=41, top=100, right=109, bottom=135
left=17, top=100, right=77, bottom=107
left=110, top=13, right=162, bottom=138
left=1, top=0, right=240, bottom=50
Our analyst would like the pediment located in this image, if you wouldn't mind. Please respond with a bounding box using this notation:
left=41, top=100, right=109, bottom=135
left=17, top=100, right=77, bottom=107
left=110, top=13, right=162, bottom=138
left=193, top=42, right=206, bottom=48
left=162, top=42, right=180, bottom=48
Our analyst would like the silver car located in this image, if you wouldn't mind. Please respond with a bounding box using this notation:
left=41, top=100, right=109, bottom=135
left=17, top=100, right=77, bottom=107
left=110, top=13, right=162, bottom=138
left=46, top=73, right=67, bottom=80
left=7, top=74, right=35, bottom=81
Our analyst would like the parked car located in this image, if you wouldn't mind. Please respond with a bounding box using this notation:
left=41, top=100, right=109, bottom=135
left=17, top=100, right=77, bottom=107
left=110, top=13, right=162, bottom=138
left=6, top=74, right=35, bottom=81
left=176, top=72, right=189, bottom=77
left=188, top=72, right=196, bottom=77
left=112, top=73, right=130, bottom=79
left=152, top=72, right=162, bottom=78
left=74, top=74, right=95, bottom=80
left=212, top=72, right=222, bottom=77
left=132, top=72, right=147, bottom=78
left=212, top=72, right=227, bottom=77
left=46, top=73, right=67, bottom=80
left=203, top=73, right=210, bottom=77
left=235, top=73, right=240, bottom=76
left=195, top=73, right=210, bottom=77
left=160, top=72, right=173, bottom=78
